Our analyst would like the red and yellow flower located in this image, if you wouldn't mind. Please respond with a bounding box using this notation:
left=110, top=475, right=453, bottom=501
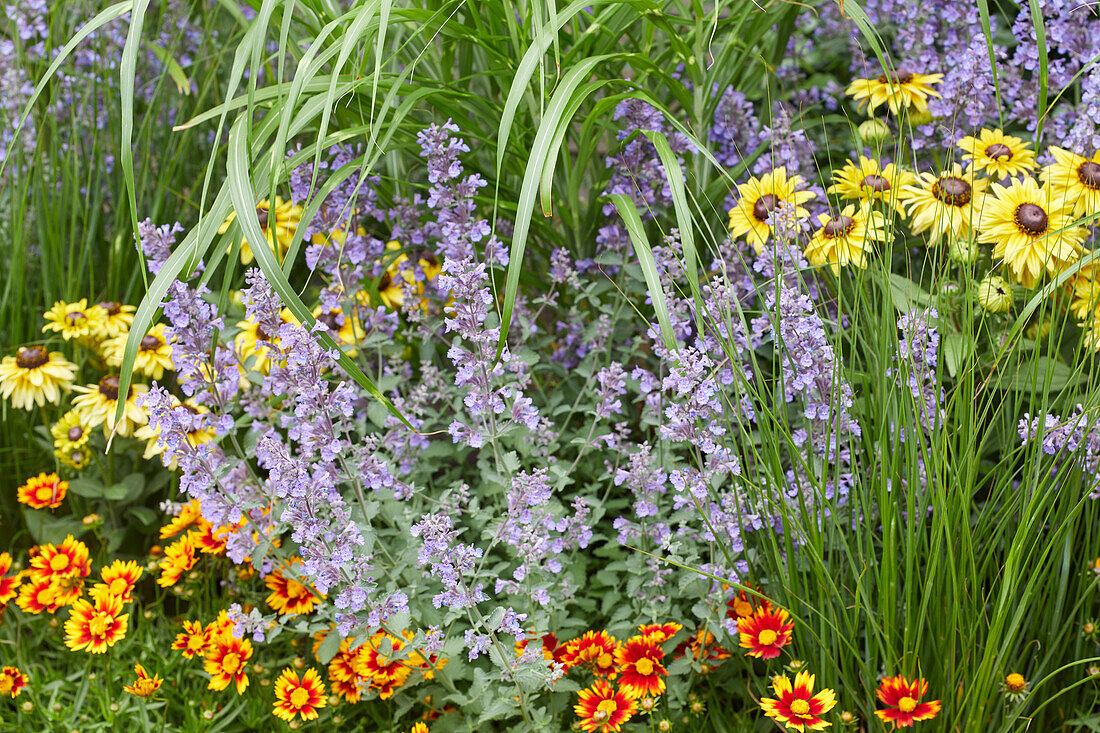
left=637, top=622, right=682, bottom=644
left=157, top=533, right=198, bottom=587
left=28, top=535, right=90, bottom=583
left=17, top=472, right=68, bottom=509
left=264, top=558, right=321, bottom=616
left=64, top=594, right=129, bottom=653
left=875, top=675, right=941, bottom=728
left=272, top=667, right=327, bottom=721
left=726, top=584, right=772, bottom=620
left=203, top=631, right=253, bottom=694
left=0, top=666, right=28, bottom=698
left=614, top=635, right=667, bottom=699
left=760, top=670, right=837, bottom=732
left=0, top=553, right=21, bottom=612
left=561, top=630, right=620, bottom=677
left=123, top=664, right=163, bottom=697
left=574, top=679, right=638, bottom=733
left=739, top=606, right=795, bottom=660
left=91, top=559, right=142, bottom=604
left=160, top=500, right=203, bottom=539
left=16, top=576, right=61, bottom=614
left=173, top=619, right=211, bottom=660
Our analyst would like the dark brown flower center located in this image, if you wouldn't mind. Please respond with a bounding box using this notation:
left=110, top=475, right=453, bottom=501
left=752, top=193, right=780, bottom=223
left=1014, top=202, right=1048, bottom=236
left=256, top=206, right=270, bottom=230
left=66, top=311, right=86, bottom=325
left=317, top=311, right=341, bottom=331
left=139, top=334, right=162, bottom=351
left=985, top=143, right=1013, bottom=161
left=67, top=426, right=84, bottom=442
left=97, top=301, right=121, bottom=316
left=932, top=176, right=972, bottom=207
left=97, top=375, right=129, bottom=402
left=379, top=272, right=393, bottom=290
left=861, top=174, right=890, bottom=192
left=822, top=215, right=855, bottom=238
left=876, top=68, right=914, bottom=85
left=15, top=346, right=49, bottom=370
left=1078, top=161, right=1100, bottom=190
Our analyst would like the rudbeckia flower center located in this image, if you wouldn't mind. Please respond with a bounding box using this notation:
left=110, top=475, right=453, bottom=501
left=98, top=301, right=121, bottom=315
left=932, top=176, right=972, bottom=206
left=757, top=629, right=778, bottom=646
left=222, top=653, right=242, bottom=674
left=635, top=657, right=655, bottom=676
left=753, top=193, right=780, bottom=222
left=50, top=554, right=70, bottom=571
left=140, top=334, right=163, bottom=351
left=877, top=69, right=914, bottom=85
left=861, top=173, right=890, bottom=192
left=290, top=686, right=310, bottom=707
left=790, top=699, right=811, bottom=715
left=985, top=143, right=1013, bottom=160
left=67, top=426, right=84, bottom=441
left=88, top=615, right=109, bottom=637
left=109, top=578, right=128, bottom=595
left=822, top=215, right=855, bottom=238
left=98, top=375, right=129, bottom=401
left=318, top=311, right=341, bottom=331
left=1014, top=203, right=1048, bottom=235
left=1078, top=161, right=1100, bottom=189
left=65, top=310, right=86, bottom=325
left=15, top=346, right=49, bottom=369
left=256, top=206, right=270, bottom=229
left=898, top=696, right=917, bottom=713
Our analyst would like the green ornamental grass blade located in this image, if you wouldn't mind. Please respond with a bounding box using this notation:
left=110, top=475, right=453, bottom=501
left=608, top=193, right=677, bottom=353
left=120, top=0, right=152, bottom=292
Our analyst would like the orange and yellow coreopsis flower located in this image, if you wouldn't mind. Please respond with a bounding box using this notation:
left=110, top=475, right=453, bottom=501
left=875, top=675, right=941, bottom=727
left=123, top=664, right=163, bottom=697
left=637, top=622, right=681, bottom=644
left=173, top=619, right=211, bottom=659
left=739, top=606, right=795, bottom=660
left=90, top=559, right=142, bottom=604
left=160, top=500, right=203, bottom=539
left=351, top=630, right=414, bottom=699
left=574, top=679, right=638, bottom=733
left=0, top=666, right=28, bottom=698
left=561, top=630, right=620, bottom=677
left=264, top=559, right=321, bottom=616
left=272, top=667, right=327, bottom=722
left=64, top=593, right=129, bottom=653
left=16, top=576, right=60, bottom=614
left=614, top=635, right=667, bottom=700
left=0, top=553, right=22, bottom=612
left=726, top=584, right=772, bottom=620
left=157, top=533, right=198, bottom=587
left=29, top=535, right=91, bottom=584
left=327, top=639, right=368, bottom=704
left=760, top=670, right=837, bottom=732
left=16, top=472, right=68, bottom=510
left=203, top=630, right=253, bottom=694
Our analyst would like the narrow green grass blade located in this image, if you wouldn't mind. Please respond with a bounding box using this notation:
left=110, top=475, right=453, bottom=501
left=120, top=0, right=152, bottom=292
left=1029, top=0, right=1049, bottom=141
left=608, top=193, right=677, bottom=353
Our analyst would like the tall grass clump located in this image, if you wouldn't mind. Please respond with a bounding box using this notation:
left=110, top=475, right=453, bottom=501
left=2, top=1, right=1100, bottom=731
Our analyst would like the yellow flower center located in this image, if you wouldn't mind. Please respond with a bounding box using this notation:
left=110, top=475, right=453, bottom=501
left=36, top=486, right=55, bottom=502
left=0, top=677, right=12, bottom=694
left=635, top=658, right=655, bottom=676
left=109, top=578, right=128, bottom=596
left=89, top=614, right=109, bottom=638
left=790, top=699, right=811, bottom=716
left=597, top=652, right=613, bottom=670
left=188, top=634, right=205, bottom=651
left=757, top=629, right=778, bottom=646
left=49, top=554, right=70, bottom=571
left=596, top=699, right=617, bottom=716
left=289, top=686, right=310, bottom=708
left=898, top=696, right=917, bottom=713
left=222, top=653, right=241, bottom=674
left=285, top=579, right=307, bottom=599
left=1005, top=673, right=1026, bottom=692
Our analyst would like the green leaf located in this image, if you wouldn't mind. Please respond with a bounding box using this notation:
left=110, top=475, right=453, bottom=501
left=317, top=630, right=343, bottom=665
left=887, top=273, right=932, bottom=313
left=22, top=510, right=87, bottom=545
left=991, top=356, right=1083, bottom=392
left=67, top=478, right=106, bottom=499
left=127, top=506, right=160, bottom=527
left=942, top=332, right=972, bottom=379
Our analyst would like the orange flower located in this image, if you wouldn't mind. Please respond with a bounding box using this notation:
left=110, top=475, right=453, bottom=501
left=91, top=559, right=143, bottom=603
left=173, top=619, right=211, bottom=659
left=16, top=576, right=61, bottom=614
left=64, top=594, right=129, bottom=653
left=726, top=584, right=772, bottom=620
left=327, top=639, right=367, bottom=703
left=160, top=499, right=202, bottom=539
left=875, top=675, right=941, bottom=727
left=203, top=630, right=253, bottom=694
left=17, top=472, right=68, bottom=509
left=0, top=552, right=22, bottom=612
left=351, top=630, right=413, bottom=699
left=760, top=670, right=837, bottom=732
left=739, top=607, right=794, bottom=660
left=264, top=559, right=321, bottom=616
left=123, top=664, right=163, bottom=697
left=192, top=521, right=227, bottom=555
left=273, top=667, right=327, bottom=721
left=614, top=636, right=667, bottom=699
left=29, top=535, right=91, bottom=583
left=573, top=679, right=638, bottom=733
left=157, top=533, right=198, bottom=587
left=0, top=666, right=28, bottom=698
left=561, top=630, right=620, bottom=677
left=678, top=628, right=731, bottom=666
left=637, top=622, right=682, bottom=644
left=408, top=724, right=429, bottom=733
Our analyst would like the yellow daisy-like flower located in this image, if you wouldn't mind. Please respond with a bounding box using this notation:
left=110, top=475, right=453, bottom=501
left=51, top=409, right=92, bottom=455
left=71, top=375, right=149, bottom=438
left=91, top=301, right=136, bottom=339
left=376, top=241, right=444, bottom=311
left=727, top=167, right=816, bottom=253
left=0, top=346, right=76, bottom=410
left=42, top=299, right=107, bottom=341
left=827, top=156, right=915, bottom=217
left=102, top=323, right=173, bottom=379
left=57, top=445, right=92, bottom=471
left=957, top=129, right=1036, bottom=179
left=845, top=68, right=943, bottom=115
left=1041, top=147, right=1100, bottom=220
left=219, top=197, right=303, bottom=265
left=1066, top=260, right=1100, bottom=320
left=901, top=163, right=989, bottom=244
left=978, top=177, right=1085, bottom=288
left=804, top=203, right=888, bottom=275
left=234, top=308, right=298, bottom=375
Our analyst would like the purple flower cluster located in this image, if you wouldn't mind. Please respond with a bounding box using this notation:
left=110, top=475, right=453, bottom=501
left=895, top=308, right=944, bottom=436
left=1019, top=409, right=1100, bottom=498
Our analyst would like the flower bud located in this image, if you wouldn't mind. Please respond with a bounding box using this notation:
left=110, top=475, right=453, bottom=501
left=858, top=118, right=891, bottom=145
left=977, top=275, right=1014, bottom=313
